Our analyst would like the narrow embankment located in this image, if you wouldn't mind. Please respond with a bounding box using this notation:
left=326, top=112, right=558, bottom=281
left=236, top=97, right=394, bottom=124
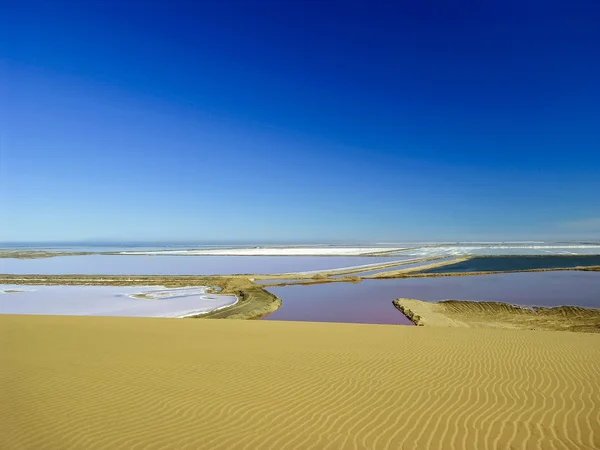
left=201, top=281, right=281, bottom=320
left=254, top=256, right=473, bottom=286
left=0, top=251, right=95, bottom=259
left=365, top=256, right=472, bottom=278
left=252, top=256, right=449, bottom=281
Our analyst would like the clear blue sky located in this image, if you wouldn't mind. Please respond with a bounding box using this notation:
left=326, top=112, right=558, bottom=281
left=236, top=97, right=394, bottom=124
left=1, top=0, right=599, bottom=242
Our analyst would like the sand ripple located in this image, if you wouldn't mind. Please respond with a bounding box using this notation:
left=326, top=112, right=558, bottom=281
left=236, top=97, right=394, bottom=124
left=1, top=315, right=599, bottom=449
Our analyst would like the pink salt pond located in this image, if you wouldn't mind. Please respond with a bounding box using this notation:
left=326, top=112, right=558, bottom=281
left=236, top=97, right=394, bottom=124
left=264, top=271, right=600, bottom=325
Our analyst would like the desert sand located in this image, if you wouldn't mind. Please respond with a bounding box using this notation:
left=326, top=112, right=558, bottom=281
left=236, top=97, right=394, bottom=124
left=1, top=314, right=599, bottom=450
left=394, top=298, right=600, bottom=332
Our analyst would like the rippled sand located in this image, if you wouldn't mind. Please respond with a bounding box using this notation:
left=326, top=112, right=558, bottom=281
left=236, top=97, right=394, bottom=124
left=1, top=315, right=599, bottom=449
left=394, top=298, right=600, bottom=332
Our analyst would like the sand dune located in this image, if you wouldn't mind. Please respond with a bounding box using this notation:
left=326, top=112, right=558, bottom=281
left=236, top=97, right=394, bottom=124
left=1, top=315, right=599, bottom=449
left=394, top=298, right=600, bottom=332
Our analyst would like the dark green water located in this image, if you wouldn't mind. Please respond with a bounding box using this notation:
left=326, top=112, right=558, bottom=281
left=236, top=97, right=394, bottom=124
left=422, top=255, right=600, bottom=273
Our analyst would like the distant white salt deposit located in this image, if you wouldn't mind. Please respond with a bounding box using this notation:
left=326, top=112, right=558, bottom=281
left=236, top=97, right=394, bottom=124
left=405, top=245, right=600, bottom=257
left=117, top=243, right=600, bottom=257
left=120, top=247, right=404, bottom=256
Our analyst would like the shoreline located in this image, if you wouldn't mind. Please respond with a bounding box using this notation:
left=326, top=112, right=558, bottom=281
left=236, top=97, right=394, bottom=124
left=0, top=275, right=280, bottom=320
left=178, top=298, right=240, bottom=318
left=126, top=286, right=241, bottom=318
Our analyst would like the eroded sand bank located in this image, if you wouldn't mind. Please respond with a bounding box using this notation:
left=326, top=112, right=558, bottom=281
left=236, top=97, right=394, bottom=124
left=394, top=298, right=600, bottom=332
left=1, top=315, right=599, bottom=450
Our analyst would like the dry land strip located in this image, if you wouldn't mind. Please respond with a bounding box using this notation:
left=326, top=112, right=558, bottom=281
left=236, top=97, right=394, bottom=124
left=0, top=251, right=94, bottom=259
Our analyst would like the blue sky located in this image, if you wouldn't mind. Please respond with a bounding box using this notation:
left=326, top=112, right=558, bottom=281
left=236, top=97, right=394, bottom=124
left=1, top=0, right=599, bottom=242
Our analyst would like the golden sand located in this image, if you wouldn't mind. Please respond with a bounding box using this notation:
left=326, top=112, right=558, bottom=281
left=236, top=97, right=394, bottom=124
left=394, top=298, right=600, bottom=332
left=1, top=314, right=600, bottom=450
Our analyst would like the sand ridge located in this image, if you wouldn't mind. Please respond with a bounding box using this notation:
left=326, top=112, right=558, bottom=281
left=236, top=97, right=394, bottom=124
left=2, top=314, right=600, bottom=449
left=394, top=298, right=600, bottom=332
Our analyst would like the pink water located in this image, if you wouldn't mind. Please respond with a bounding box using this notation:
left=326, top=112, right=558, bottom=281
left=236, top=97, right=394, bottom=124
left=265, top=271, right=600, bottom=324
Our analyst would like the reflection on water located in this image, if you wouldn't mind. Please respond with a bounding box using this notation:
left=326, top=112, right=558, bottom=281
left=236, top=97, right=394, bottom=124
left=265, top=271, right=600, bottom=324
left=265, top=282, right=413, bottom=325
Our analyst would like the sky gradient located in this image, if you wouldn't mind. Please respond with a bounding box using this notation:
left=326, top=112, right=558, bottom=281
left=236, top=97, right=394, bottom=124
left=1, top=1, right=599, bottom=242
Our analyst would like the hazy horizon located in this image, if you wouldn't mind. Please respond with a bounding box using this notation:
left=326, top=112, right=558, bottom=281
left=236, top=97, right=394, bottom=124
left=2, top=239, right=599, bottom=247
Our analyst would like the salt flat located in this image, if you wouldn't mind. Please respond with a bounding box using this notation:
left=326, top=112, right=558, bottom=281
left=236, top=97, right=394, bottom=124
left=1, top=315, right=598, bottom=450
left=405, top=244, right=600, bottom=257
left=0, top=285, right=237, bottom=318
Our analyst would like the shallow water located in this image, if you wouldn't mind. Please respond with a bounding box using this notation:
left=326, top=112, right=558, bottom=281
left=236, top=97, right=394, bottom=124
left=378, top=271, right=600, bottom=308
left=265, top=271, right=600, bottom=324
left=422, top=256, right=600, bottom=273
left=0, top=284, right=237, bottom=318
left=265, top=282, right=414, bottom=325
left=0, top=255, right=399, bottom=276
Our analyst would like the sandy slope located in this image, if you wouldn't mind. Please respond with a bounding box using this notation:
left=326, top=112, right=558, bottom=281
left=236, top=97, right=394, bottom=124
left=394, top=298, right=600, bottom=332
left=1, top=315, right=599, bottom=450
